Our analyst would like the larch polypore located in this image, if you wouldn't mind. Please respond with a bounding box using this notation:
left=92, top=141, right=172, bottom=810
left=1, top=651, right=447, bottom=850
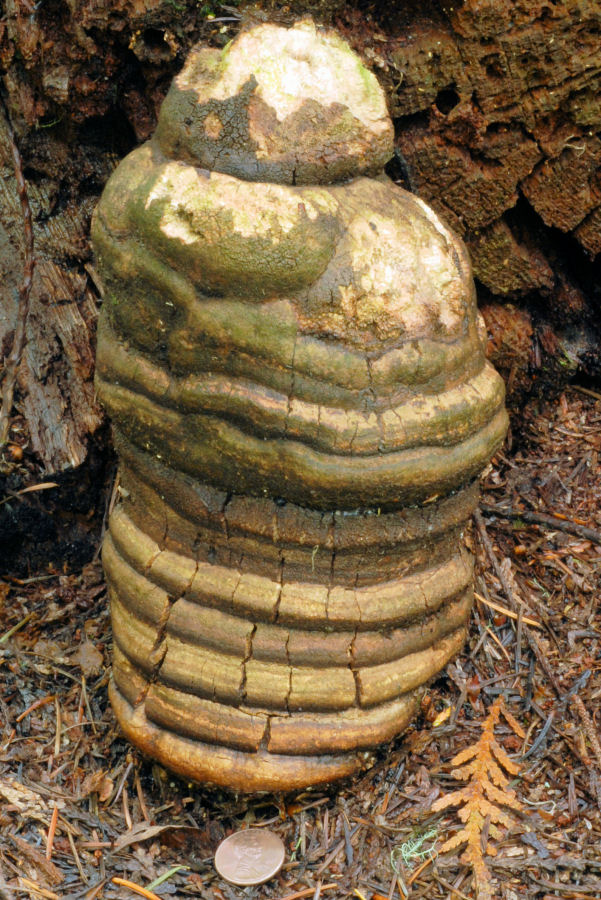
left=93, top=19, right=508, bottom=792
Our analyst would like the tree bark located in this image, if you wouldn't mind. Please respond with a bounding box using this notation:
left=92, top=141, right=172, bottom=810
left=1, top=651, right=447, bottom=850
left=0, top=110, right=102, bottom=471
left=374, top=0, right=601, bottom=400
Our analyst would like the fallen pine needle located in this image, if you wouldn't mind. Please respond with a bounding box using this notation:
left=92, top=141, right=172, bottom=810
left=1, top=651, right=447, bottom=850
left=54, top=697, right=61, bottom=758
left=18, top=878, right=59, bottom=900
left=353, top=889, right=368, bottom=900
left=83, top=880, right=108, bottom=900
left=571, top=384, right=601, bottom=402
left=485, top=625, right=512, bottom=662
left=17, top=694, right=56, bottom=723
left=111, top=877, right=162, bottom=900
left=275, top=884, right=338, bottom=900
left=134, top=769, right=150, bottom=821
left=0, top=611, right=35, bottom=643
left=0, top=482, right=59, bottom=506
left=146, top=865, right=189, bottom=891
left=474, top=591, right=542, bottom=629
left=407, top=855, right=434, bottom=885
left=434, top=875, right=473, bottom=900
left=46, top=804, right=59, bottom=860
left=67, top=830, right=88, bottom=884
left=79, top=841, right=112, bottom=850
left=11, top=481, right=59, bottom=496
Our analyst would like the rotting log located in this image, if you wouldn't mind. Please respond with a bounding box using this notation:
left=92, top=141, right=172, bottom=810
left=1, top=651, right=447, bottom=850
left=93, top=20, right=507, bottom=792
left=0, top=112, right=103, bottom=472
left=372, top=0, right=601, bottom=395
left=0, top=106, right=111, bottom=575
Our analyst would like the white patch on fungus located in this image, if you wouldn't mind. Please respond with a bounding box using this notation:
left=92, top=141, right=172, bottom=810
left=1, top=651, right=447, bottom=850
left=178, top=21, right=389, bottom=130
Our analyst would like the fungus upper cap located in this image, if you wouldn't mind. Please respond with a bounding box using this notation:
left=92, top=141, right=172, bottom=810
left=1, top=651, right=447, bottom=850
left=155, top=20, right=395, bottom=184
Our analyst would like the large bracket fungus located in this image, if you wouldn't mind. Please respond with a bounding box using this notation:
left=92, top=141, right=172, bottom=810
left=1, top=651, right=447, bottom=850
left=93, top=20, right=508, bottom=792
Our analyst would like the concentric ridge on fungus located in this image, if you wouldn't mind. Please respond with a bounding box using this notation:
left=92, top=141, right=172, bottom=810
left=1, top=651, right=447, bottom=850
left=92, top=19, right=508, bottom=792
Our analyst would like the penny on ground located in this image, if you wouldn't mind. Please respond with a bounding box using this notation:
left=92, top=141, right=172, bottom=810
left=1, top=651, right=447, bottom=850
left=214, top=827, right=286, bottom=886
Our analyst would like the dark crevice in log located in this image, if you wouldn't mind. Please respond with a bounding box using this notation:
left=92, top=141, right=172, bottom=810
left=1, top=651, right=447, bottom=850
left=0, top=424, right=114, bottom=576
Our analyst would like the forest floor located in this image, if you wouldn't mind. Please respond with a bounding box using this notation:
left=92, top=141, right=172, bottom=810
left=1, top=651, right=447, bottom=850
left=1, top=387, right=601, bottom=900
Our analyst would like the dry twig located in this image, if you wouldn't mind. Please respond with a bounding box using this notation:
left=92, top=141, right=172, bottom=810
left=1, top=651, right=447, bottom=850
left=480, top=504, right=601, bottom=546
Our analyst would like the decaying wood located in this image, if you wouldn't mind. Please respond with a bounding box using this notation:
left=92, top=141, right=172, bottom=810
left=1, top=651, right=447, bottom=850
left=381, top=0, right=601, bottom=387
left=0, top=97, right=34, bottom=448
left=0, top=109, right=103, bottom=472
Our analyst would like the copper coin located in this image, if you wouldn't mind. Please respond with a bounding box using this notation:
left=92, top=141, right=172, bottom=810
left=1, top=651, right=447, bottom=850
left=214, top=828, right=286, bottom=886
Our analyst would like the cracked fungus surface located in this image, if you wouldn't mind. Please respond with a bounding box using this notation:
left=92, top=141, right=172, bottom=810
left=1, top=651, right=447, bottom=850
left=92, top=19, right=508, bottom=791
left=155, top=19, right=394, bottom=184
left=184, top=21, right=387, bottom=126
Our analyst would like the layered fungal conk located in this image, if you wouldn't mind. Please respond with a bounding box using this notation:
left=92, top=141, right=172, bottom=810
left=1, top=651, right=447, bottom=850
left=93, top=19, right=508, bottom=792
